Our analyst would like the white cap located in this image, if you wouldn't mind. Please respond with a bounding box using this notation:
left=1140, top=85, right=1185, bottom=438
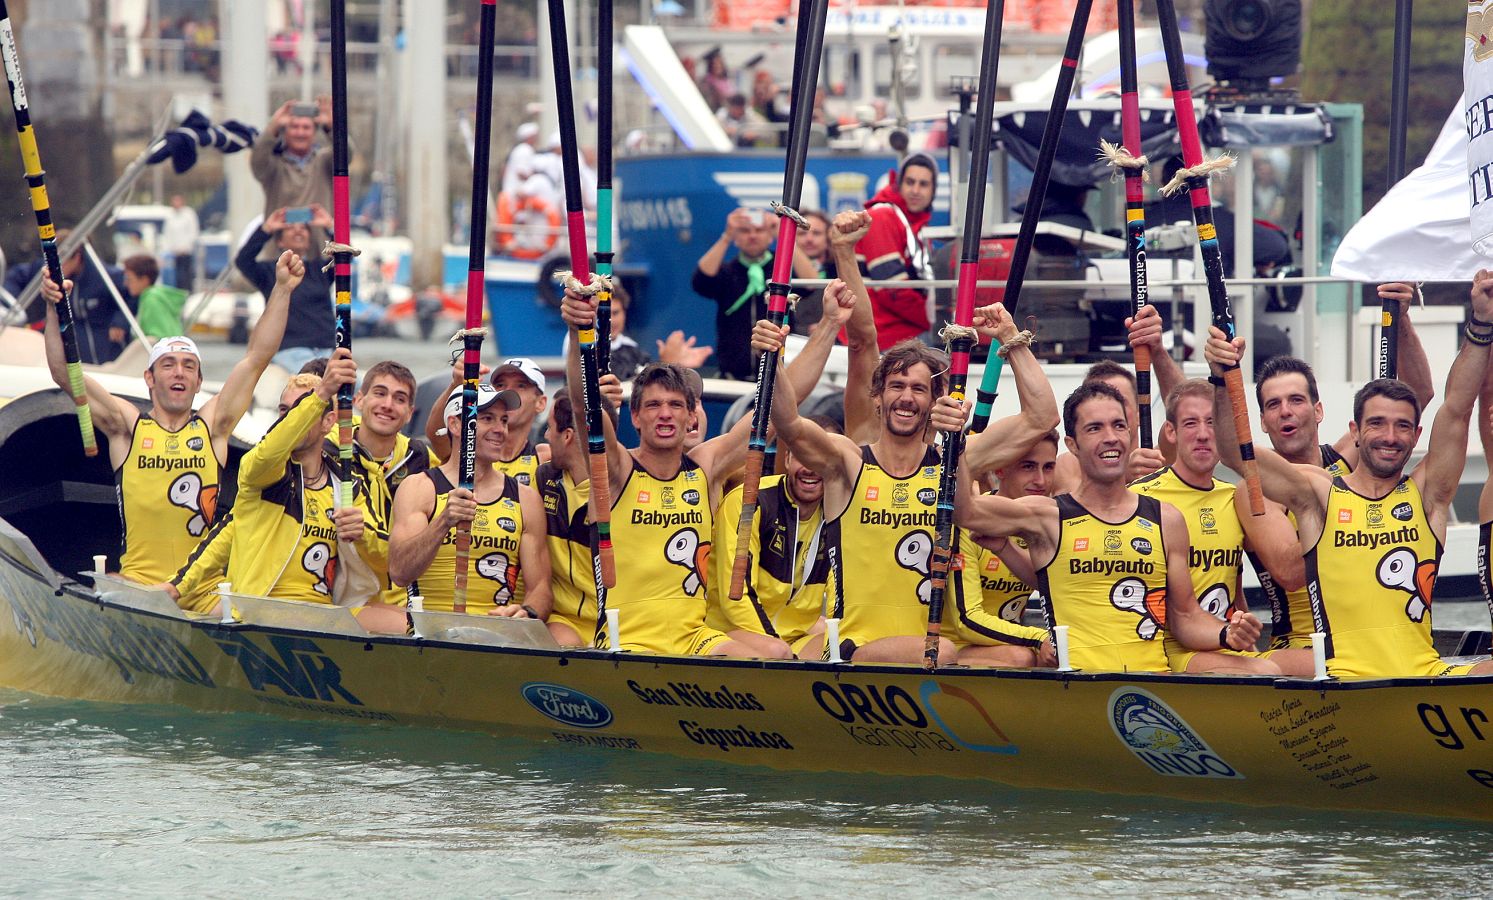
left=438, top=385, right=521, bottom=435
left=544, top=130, right=562, bottom=151
left=146, top=336, right=201, bottom=370
left=490, top=357, right=546, bottom=394
left=517, top=122, right=540, bottom=141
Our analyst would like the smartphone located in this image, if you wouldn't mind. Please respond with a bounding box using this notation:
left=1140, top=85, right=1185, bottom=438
left=292, top=102, right=319, bottom=118
left=746, top=210, right=765, bottom=227
left=285, top=207, right=313, bottom=225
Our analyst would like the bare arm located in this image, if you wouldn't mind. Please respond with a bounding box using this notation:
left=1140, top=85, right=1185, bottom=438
left=515, top=485, right=554, bottom=617
left=695, top=224, right=736, bottom=279
left=1204, top=326, right=1326, bottom=519
left=782, top=279, right=855, bottom=402
left=752, top=323, right=859, bottom=485
left=387, top=474, right=446, bottom=586
left=1384, top=282, right=1436, bottom=409
left=203, top=250, right=303, bottom=442
left=1415, top=272, right=1493, bottom=512
left=1479, top=370, right=1493, bottom=523
left=1161, top=503, right=1261, bottom=652
left=828, top=210, right=879, bottom=443
left=39, top=276, right=134, bottom=446
left=953, top=470, right=1054, bottom=545
left=1238, top=495, right=1306, bottom=592
left=962, top=303, right=1061, bottom=478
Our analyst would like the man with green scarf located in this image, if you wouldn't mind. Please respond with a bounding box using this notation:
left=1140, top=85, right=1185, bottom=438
left=691, top=207, right=818, bottom=379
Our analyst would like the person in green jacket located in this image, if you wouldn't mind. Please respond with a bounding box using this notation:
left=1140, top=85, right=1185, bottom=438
left=123, top=254, right=188, bottom=341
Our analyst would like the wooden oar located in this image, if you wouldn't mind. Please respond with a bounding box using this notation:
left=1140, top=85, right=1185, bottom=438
left=968, top=0, right=1093, bottom=433
left=727, top=0, right=829, bottom=601
left=1380, top=0, right=1413, bottom=379
left=452, top=0, right=499, bottom=613
left=0, top=1, right=97, bottom=456
left=1154, top=0, right=1263, bottom=515
left=330, top=2, right=355, bottom=512
left=1116, top=0, right=1152, bottom=449
left=546, top=0, right=617, bottom=626
left=923, top=0, right=1006, bottom=671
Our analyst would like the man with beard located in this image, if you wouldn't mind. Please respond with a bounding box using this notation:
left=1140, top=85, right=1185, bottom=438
left=756, top=302, right=1059, bottom=665
left=955, top=383, right=1270, bottom=673
left=1131, top=380, right=1312, bottom=675
left=1204, top=271, right=1493, bottom=677
left=39, top=252, right=299, bottom=587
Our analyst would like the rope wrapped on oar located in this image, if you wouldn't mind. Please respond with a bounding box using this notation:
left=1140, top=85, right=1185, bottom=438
left=1096, top=139, right=1150, bottom=180
left=320, top=240, right=363, bottom=274
left=1154, top=0, right=1263, bottom=515
left=1158, top=154, right=1236, bottom=198
left=453, top=0, right=501, bottom=614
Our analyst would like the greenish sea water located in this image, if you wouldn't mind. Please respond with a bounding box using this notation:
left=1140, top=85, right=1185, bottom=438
left=2, top=682, right=1491, bottom=898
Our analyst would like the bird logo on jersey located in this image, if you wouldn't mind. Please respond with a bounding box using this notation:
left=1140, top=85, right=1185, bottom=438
left=1110, top=577, right=1167, bottom=640
left=997, top=595, right=1027, bottom=623
left=475, top=551, right=518, bottom=604
left=301, top=542, right=334, bottom=595
left=1376, top=547, right=1436, bottom=623
left=665, top=527, right=710, bottom=596
left=167, top=471, right=218, bottom=536
left=895, top=530, right=933, bottom=606
left=1197, top=583, right=1231, bottom=620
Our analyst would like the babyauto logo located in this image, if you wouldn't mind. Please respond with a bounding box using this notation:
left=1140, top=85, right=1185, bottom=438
left=1109, top=687, right=1242, bottom=779
left=812, top=680, right=1018, bottom=755
left=522, top=682, right=614, bottom=729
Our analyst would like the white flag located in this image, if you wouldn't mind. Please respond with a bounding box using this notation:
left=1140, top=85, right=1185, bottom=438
left=1468, top=2, right=1493, bottom=254
left=1331, top=103, right=1481, bottom=282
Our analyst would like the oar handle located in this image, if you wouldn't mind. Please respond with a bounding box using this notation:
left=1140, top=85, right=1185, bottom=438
left=587, top=442, right=616, bottom=588
left=1223, top=365, right=1265, bottom=514
left=452, top=525, right=471, bottom=614
left=728, top=450, right=765, bottom=601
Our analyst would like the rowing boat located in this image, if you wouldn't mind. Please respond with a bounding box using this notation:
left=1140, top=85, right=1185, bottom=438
left=2, top=515, right=1490, bottom=822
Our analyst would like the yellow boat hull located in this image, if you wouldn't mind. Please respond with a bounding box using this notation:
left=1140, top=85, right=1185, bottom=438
left=2, top=523, right=1491, bottom=821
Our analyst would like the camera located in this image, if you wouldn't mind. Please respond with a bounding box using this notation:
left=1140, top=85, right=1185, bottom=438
left=1203, top=0, right=1302, bottom=91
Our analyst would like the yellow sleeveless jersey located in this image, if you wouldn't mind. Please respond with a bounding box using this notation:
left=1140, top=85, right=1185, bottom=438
left=607, top=455, right=728, bottom=655
left=116, top=413, right=220, bottom=585
left=1133, top=467, right=1249, bottom=671
left=707, top=476, right=829, bottom=647
left=495, top=440, right=541, bottom=488
left=537, top=462, right=600, bottom=644
left=973, top=536, right=1033, bottom=623
left=1251, top=443, right=1352, bottom=649
left=418, top=469, right=526, bottom=614
left=1305, top=475, right=1463, bottom=677
left=274, top=480, right=340, bottom=604
left=1036, top=493, right=1170, bottom=672
left=826, top=446, right=1044, bottom=652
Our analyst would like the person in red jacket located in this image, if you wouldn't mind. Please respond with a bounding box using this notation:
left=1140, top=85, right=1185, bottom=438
left=857, top=153, right=937, bottom=348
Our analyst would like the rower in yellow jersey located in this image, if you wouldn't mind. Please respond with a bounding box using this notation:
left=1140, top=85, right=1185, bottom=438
left=425, top=357, right=551, bottom=487
left=957, top=382, right=1269, bottom=673
left=39, top=251, right=300, bottom=585
left=561, top=286, right=785, bottom=659
left=1130, top=380, right=1313, bottom=676
left=760, top=300, right=1058, bottom=665
left=967, top=430, right=1060, bottom=626
left=389, top=386, right=553, bottom=619
left=1205, top=271, right=1493, bottom=677
left=165, top=352, right=397, bottom=631
left=536, top=391, right=607, bottom=647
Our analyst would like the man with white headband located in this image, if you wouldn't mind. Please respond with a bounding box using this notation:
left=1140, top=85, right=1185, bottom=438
left=39, top=250, right=303, bottom=586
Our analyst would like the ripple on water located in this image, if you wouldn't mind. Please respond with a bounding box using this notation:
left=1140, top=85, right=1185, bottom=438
left=0, top=691, right=1489, bottom=896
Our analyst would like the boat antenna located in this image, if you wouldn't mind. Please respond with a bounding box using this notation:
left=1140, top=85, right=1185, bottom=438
left=1380, top=0, right=1413, bottom=380
left=329, top=1, right=358, bottom=531
left=1155, top=0, right=1264, bottom=514
left=451, top=0, right=499, bottom=614
left=968, top=0, right=1094, bottom=433
left=922, top=0, right=1006, bottom=671
left=0, top=0, right=98, bottom=457
left=548, top=0, right=619, bottom=637
left=727, top=0, right=830, bottom=602
left=1115, top=0, right=1152, bottom=450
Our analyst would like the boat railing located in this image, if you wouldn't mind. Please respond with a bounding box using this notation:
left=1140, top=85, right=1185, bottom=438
left=107, top=37, right=551, bottom=82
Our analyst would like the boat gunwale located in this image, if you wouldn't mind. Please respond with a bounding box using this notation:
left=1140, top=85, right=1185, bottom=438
left=10, top=543, right=1492, bottom=694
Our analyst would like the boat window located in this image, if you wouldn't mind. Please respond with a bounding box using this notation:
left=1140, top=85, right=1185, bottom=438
left=872, top=46, right=921, bottom=99
left=823, top=45, right=862, bottom=102
left=932, top=44, right=976, bottom=95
